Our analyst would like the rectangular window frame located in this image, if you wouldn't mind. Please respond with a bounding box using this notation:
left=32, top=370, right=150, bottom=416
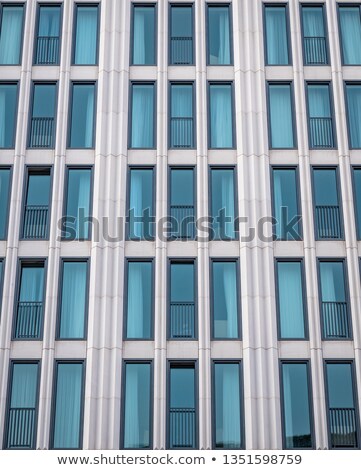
left=300, top=3, right=329, bottom=66
left=275, top=258, right=309, bottom=341
left=123, top=257, right=155, bottom=341
left=317, top=258, right=352, bottom=341
left=0, top=165, right=13, bottom=240
left=72, top=3, right=100, bottom=66
left=352, top=165, right=361, bottom=239
left=263, top=3, right=292, bottom=66
left=337, top=4, right=361, bottom=66
left=126, top=165, right=155, bottom=241
left=0, top=3, right=26, bottom=66
left=206, top=3, right=234, bottom=66
left=266, top=80, right=297, bottom=150
left=344, top=81, right=361, bottom=150
left=0, top=81, right=19, bottom=149
left=210, top=258, right=241, bottom=340
left=56, top=257, right=90, bottom=341
left=207, top=81, right=236, bottom=149
left=279, top=359, right=315, bottom=450
left=3, top=360, right=41, bottom=450
left=49, top=360, right=86, bottom=450
left=168, top=3, right=195, bottom=66
left=130, top=2, right=157, bottom=66
left=33, top=2, right=63, bottom=66
left=128, top=81, right=157, bottom=150
left=168, top=81, right=196, bottom=150
left=120, top=360, right=154, bottom=450
left=67, top=81, right=97, bottom=149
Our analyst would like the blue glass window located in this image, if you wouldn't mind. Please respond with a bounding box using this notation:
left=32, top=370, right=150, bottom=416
left=207, top=5, right=232, bottom=65
left=35, top=5, right=61, bottom=65
left=264, top=6, right=289, bottom=65
left=128, top=168, right=154, bottom=240
left=346, top=84, right=361, bottom=149
left=169, top=168, right=195, bottom=239
left=209, top=83, right=234, bottom=148
left=302, top=6, right=327, bottom=65
left=52, top=362, right=84, bottom=449
left=5, top=362, right=39, bottom=449
left=170, top=261, right=195, bottom=339
left=212, top=261, right=239, bottom=339
left=281, top=362, right=313, bottom=449
left=353, top=168, right=361, bottom=238
left=130, top=83, right=155, bottom=149
left=0, top=167, right=11, bottom=239
left=272, top=168, right=301, bottom=240
left=29, top=83, right=57, bottom=148
left=63, top=168, right=92, bottom=240
left=307, top=83, right=334, bottom=148
left=22, top=170, right=51, bottom=239
left=210, top=168, right=236, bottom=240
left=0, top=83, right=18, bottom=148
left=339, top=6, right=361, bottom=65
left=58, top=260, right=88, bottom=339
left=319, top=261, right=350, bottom=339
left=276, top=260, right=306, bottom=339
left=73, top=4, right=99, bottom=65
left=313, top=168, right=342, bottom=239
left=132, top=5, right=156, bottom=65
left=170, top=5, right=193, bottom=65
left=69, top=83, right=96, bottom=148
left=0, top=5, right=24, bottom=64
left=126, top=260, right=153, bottom=339
left=214, top=363, right=242, bottom=449
left=268, top=83, right=295, bottom=148
left=123, top=362, right=152, bottom=449
left=170, top=83, right=194, bottom=148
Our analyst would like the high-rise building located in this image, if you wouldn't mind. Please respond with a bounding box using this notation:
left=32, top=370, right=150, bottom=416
left=0, top=0, right=360, bottom=451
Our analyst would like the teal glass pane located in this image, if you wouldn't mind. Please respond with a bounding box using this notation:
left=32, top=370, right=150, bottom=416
left=129, top=169, right=153, bottom=239
left=70, top=84, right=95, bottom=148
left=208, top=6, right=231, bottom=65
left=209, top=84, right=233, bottom=148
left=0, top=84, right=18, bottom=148
left=32, top=84, right=56, bottom=118
left=126, top=261, right=152, bottom=339
left=64, top=169, right=91, bottom=240
left=170, top=263, right=194, bottom=302
left=0, top=168, right=11, bottom=238
left=213, top=262, right=238, bottom=339
left=19, top=266, right=44, bottom=302
left=74, top=6, right=98, bottom=64
left=265, top=6, right=289, bottom=65
left=339, top=7, right=361, bottom=65
left=273, top=169, right=301, bottom=240
left=211, top=169, right=236, bottom=239
left=0, top=6, right=23, bottom=64
left=130, top=84, right=154, bottom=148
left=133, top=6, right=155, bottom=65
left=346, top=85, right=361, bottom=148
left=269, top=84, right=294, bottom=148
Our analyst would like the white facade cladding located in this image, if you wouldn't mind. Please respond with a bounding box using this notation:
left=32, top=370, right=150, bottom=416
left=0, top=0, right=361, bottom=450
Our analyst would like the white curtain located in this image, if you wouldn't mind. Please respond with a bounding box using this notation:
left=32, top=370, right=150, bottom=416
left=347, top=86, right=361, bottom=148
left=0, top=88, right=5, bottom=147
left=133, top=8, right=145, bottom=64
left=340, top=8, right=361, bottom=65
left=223, top=263, right=238, bottom=338
left=220, top=365, right=241, bottom=448
left=278, top=262, right=305, bottom=338
left=75, top=7, right=97, bottom=64
left=10, top=364, right=38, bottom=408
left=60, top=262, right=87, bottom=339
left=217, top=8, right=230, bottom=64
left=210, top=85, right=233, bottom=148
left=53, top=364, right=83, bottom=449
left=0, top=6, right=23, bottom=64
left=265, top=7, right=288, bottom=65
left=131, top=85, right=154, bottom=148
left=127, top=263, right=144, bottom=338
left=269, top=85, right=294, bottom=148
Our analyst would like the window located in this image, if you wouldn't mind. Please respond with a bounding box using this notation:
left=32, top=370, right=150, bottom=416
left=211, top=260, right=239, bottom=339
left=170, top=83, right=194, bottom=148
left=272, top=168, right=302, bottom=240
left=169, top=167, right=195, bottom=240
left=339, top=6, right=361, bottom=65
left=280, top=362, right=313, bottom=449
left=58, top=260, right=89, bottom=339
left=276, top=260, right=307, bottom=339
left=73, top=4, right=99, bottom=65
left=29, top=83, right=57, bottom=148
left=35, top=4, right=61, bottom=65
left=264, top=5, right=290, bottom=65
left=129, top=83, right=155, bottom=149
left=345, top=83, right=361, bottom=149
left=209, top=83, right=234, bottom=148
left=127, top=168, right=154, bottom=240
left=207, top=4, right=232, bottom=65
left=22, top=168, right=51, bottom=240
left=131, top=4, right=156, bottom=65
left=0, top=4, right=24, bottom=64
left=69, top=83, right=96, bottom=148
left=353, top=168, right=361, bottom=238
left=0, top=167, right=11, bottom=239
left=0, top=83, right=18, bottom=148
left=169, top=4, right=193, bottom=65
left=312, top=168, right=342, bottom=239
left=168, top=363, right=197, bottom=449
left=210, top=168, right=237, bottom=240
left=213, top=362, right=243, bottom=449
left=125, top=260, right=153, bottom=340
left=4, top=362, right=39, bottom=449
left=268, top=83, right=295, bottom=149
left=62, top=167, right=92, bottom=240
left=51, top=361, right=85, bottom=449
left=307, top=83, right=335, bottom=148
left=13, top=261, right=45, bottom=340
left=169, top=260, right=196, bottom=339
left=301, top=5, right=328, bottom=65
left=318, top=260, right=350, bottom=339
left=325, top=362, right=359, bottom=448
left=122, top=362, right=152, bottom=449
